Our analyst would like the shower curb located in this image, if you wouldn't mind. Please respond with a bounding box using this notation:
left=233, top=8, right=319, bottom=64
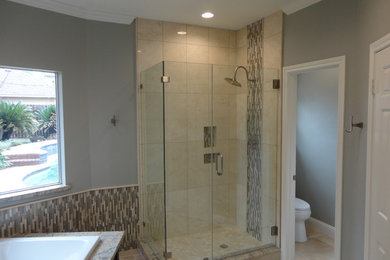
left=139, top=242, right=280, bottom=260
left=222, top=246, right=280, bottom=260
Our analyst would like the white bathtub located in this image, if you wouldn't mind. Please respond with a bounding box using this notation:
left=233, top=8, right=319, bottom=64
left=0, top=235, right=100, bottom=260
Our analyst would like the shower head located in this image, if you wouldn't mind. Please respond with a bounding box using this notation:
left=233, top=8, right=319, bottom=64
left=224, top=66, right=255, bottom=87
left=224, top=77, right=242, bottom=87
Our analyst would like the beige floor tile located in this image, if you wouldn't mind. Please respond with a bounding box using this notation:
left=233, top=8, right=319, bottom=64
left=295, top=229, right=335, bottom=260
left=251, top=252, right=280, bottom=260
left=295, top=253, right=311, bottom=260
left=119, top=249, right=146, bottom=260
left=315, top=235, right=334, bottom=248
left=165, top=226, right=263, bottom=260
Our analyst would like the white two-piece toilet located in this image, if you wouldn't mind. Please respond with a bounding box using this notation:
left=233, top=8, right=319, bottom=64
left=295, top=198, right=311, bottom=242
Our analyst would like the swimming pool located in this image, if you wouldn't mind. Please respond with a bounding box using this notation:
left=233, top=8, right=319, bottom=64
left=23, top=144, right=59, bottom=186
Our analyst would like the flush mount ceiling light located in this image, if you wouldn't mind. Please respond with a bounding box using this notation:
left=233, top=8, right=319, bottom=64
left=177, top=31, right=187, bottom=35
left=202, top=12, right=214, bottom=19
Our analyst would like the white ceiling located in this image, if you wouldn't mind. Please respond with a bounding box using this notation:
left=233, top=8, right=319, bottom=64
left=9, top=0, right=322, bottom=30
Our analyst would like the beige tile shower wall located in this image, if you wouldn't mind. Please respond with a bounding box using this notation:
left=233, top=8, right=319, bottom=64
left=137, top=18, right=241, bottom=240
left=232, top=12, right=283, bottom=237
left=234, top=26, right=248, bottom=231
left=136, top=18, right=238, bottom=72
left=137, top=13, right=283, bottom=243
left=261, top=11, right=283, bottom=244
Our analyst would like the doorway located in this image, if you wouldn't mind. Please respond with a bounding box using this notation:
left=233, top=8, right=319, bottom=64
left=281, top=57, right=345, bottom=260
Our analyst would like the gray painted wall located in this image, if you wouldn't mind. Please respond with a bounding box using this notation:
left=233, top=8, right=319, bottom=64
left=0, top=0, right=137, bottom=207
left=284, top=0, right=390, bottom=258
left=86, top=21, right=137, bottom=188
left=296, top=68, right=338, bottom=226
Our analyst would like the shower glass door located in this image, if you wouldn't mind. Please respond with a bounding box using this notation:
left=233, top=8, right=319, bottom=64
left=163, top=61, right=214, bottom=259
left=211, top=65, right=263, bottom=259
left=141, top=61, right=278, bottom=260
left=140, top=62, right=166, bottom=258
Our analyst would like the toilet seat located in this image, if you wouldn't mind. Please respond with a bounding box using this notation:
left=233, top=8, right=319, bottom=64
left=295, top=198, right=310, bottom=211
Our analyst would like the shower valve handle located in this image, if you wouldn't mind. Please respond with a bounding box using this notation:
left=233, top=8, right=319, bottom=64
left=216, top=154, right=224, bottom=176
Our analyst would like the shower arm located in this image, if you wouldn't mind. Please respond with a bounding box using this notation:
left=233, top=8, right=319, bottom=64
left=233, top=66, right=255, bottom=82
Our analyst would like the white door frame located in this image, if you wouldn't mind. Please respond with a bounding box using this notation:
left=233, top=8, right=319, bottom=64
left=364, top=32, right=390, bottom=260
left=281, top=56, right=346, bottom=260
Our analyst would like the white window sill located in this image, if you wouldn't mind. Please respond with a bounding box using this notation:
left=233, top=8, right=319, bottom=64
left=0, top=184, right=71, bottom=204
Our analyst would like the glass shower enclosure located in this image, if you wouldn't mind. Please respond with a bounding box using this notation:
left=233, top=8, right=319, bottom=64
left=140, top=61, right=278, bottom=259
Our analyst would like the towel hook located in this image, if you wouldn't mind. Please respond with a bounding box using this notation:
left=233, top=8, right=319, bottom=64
left=345, top=116, right=363, bottom=133
left=111, top=115, right=117, bottom=126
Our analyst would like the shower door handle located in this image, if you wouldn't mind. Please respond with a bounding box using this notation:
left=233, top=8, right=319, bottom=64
left=216, top=153, right=223, bottom=176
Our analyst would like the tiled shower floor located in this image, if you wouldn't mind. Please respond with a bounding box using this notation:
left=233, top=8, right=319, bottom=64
left=164, top=226, right=265, bottom=260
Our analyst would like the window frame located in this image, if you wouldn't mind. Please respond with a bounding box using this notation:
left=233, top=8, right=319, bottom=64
left=0, top=65, right=66, bottom=197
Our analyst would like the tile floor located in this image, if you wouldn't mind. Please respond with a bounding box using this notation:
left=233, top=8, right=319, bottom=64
left=119, top=249, right=146, bottom=260
left=295, top=226, right=334, bottom=260
left=130, top=226, right=333, bottom=260
left=166, top=226, right=266, bottom=260
left=143, top=225, right=269, bottom=260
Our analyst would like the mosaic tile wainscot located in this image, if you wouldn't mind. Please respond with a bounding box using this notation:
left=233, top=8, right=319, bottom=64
left=0, top=185, right=139, bottom=250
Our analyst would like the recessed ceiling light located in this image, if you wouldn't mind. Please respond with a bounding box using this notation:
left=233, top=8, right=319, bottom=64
left=202, top=12, right=214, bottom=19
left=177, top=31, right=187, bottom=35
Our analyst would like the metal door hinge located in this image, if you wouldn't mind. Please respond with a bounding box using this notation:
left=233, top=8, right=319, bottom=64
left=163, top=251, right=172, bottom=259
left=371, top=79, right=376, bottom=96
left=273, top=79, right=280, bottom=89
left=293, top=175, right=296, bottom=181
left=204, top=126, right=216, bottom=148
left=161, top=76, right=170, bottom=83
left=271, top=226, right=278, bottom=236
left=140, top=84, right=143, bottom=89
left=142, top=221, right=146, bottom=227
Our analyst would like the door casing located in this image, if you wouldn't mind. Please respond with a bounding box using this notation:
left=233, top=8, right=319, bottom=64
left=281, top=56, right=346, bottom=260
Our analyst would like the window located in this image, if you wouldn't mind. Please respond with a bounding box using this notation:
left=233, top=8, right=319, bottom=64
left=0, top=66, right=64, bottom=196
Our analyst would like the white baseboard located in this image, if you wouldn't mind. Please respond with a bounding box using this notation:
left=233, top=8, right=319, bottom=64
left=307, top=217, right=335, bottom=238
